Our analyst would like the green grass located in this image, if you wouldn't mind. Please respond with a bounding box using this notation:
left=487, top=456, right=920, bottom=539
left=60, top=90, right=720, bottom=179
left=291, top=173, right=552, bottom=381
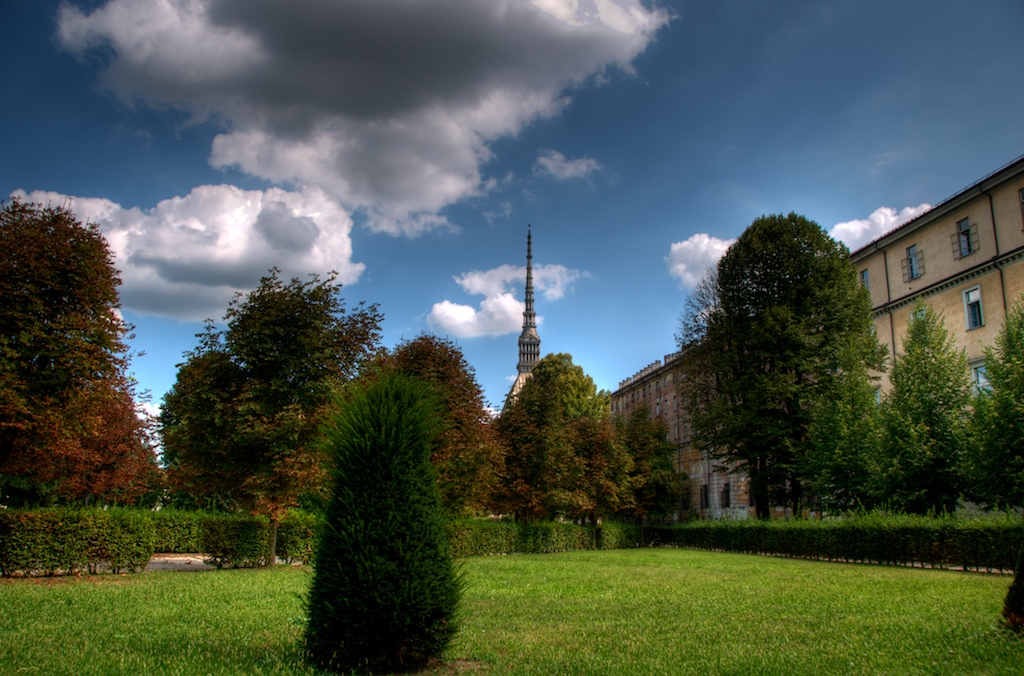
left=1, top=549, right=1021, bottom=674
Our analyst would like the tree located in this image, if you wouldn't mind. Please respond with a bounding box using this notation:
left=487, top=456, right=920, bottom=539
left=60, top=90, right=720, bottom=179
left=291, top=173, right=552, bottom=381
left=382, top=334, right=503, bottom=515
left=873, top=302, right=970, bottom=514
left=965, top=300, right=1024, bottom=510
left=305, top=373, right=461, bottom=673
left=0, top=198, right=158, bottom=506
left=497, top=353, right=632, bottom=526
left=801, top=355, right=882, bottom=513
left=678, top=213, right=885, bottom=518
left=615, top=403, right=684, bottom=537
left=160, top=269, right=383, bottom=562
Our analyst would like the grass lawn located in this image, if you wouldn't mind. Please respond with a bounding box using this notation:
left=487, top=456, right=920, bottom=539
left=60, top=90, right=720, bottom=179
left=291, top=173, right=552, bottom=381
left=1, top=548, right=1021, bottom=674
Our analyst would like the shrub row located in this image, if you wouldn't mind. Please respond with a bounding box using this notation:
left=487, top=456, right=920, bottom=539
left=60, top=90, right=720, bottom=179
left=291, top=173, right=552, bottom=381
left=0, top=509, right=155, bottom=576
left=0, top=509, right=320, bottom=576
left=648, top=513, right=1024, bottom=572
left=446, top=519, right=642, bottom=557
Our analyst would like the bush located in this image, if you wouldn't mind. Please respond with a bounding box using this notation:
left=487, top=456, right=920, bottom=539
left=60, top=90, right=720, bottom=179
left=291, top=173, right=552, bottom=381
left=200, top=514, right=269, bottom=568
left=647, top=512, right=1023, bottom=571
left=151, top=510, right=205, bottom=553
left=1005, top=544, right=1024, bottom=634
left=277, top=511, right=318, bottom=563
left=0, top=508, right=154, bottom=576
left=305, top=374, right=462, bottom=673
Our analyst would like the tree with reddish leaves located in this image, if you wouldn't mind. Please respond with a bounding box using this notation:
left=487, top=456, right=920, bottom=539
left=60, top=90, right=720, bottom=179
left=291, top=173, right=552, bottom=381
left=382, top=334, right=503, bottom=516
left=0, top=198, right=158, bottom=507
left=161, top=269, right=383, bottom=563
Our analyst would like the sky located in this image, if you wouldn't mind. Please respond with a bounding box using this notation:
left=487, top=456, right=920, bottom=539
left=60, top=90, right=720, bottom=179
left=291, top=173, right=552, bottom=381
left=4, top=0, right=1024, bottom=413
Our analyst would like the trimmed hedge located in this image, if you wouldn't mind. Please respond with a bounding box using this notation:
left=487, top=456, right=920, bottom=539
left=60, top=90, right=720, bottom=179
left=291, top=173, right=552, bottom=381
left=6, top=508, right=1014, bottom=577
left=0, top=509, right=155, bottom=576
left=0, top=509, right=321, bottom=576
left=647, top=513, right=1024, bottom=572
left=446, top=519, right=641, bottom=557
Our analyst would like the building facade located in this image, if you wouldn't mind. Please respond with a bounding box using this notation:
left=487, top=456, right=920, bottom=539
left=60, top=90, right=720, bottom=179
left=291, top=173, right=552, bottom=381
left=851, top=155, right=1024, bottom=392
left=611, top=154, right=1024, bottom=519
left=611, top=352, right=750, bottom=520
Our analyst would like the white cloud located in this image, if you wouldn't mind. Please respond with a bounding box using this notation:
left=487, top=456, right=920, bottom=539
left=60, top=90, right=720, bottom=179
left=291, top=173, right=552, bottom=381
left=533, top=149, right=603, bottom=180
left=14, top=185, right=363, bottom=321
left=665, top=233, right=735, bottom=288
left=829, top=204, right=932, bottom=251
left=58, top=0, right=668, bottom=236
left=427, top=262, right=583, bottom=338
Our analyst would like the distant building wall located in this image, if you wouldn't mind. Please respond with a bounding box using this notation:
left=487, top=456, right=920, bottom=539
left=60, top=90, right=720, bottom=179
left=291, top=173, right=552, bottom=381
left=610, top=352, right=750, bottom=520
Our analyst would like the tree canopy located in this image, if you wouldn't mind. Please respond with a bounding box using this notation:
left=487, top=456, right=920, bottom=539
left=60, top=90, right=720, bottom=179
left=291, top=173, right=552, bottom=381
left=0, top=199, right=157, bottom=506
left=160, top=269, right=383, bottom=558
left=966, top=300, right=1024, bottom=509
left=678, top=213, right=884, bottom=518
left=873, top=303, right=970, bottom=514
left=497, top=353, right=631, bottom=524
left=382, top=334, right=502, bottom=516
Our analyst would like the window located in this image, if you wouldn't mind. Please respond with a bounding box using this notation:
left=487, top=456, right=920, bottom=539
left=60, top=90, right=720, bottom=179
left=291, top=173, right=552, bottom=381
left=700, top=484, right=710, bottom=509
left=964, top=286, right=983, bottom=330
left=952, top=218, right=978, bottom=259
left=720, top=482, right=731, bottom=508
left=1020, top=188, right=1024, bottom=229
left=902, top=244, right=924, bottom=281
left=972, top=362, right=990, bottom=392
left=859, top=269, right=869, bottom=289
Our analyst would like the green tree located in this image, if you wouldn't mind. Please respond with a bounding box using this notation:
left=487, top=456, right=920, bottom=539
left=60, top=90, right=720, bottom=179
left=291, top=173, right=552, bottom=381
left=0, top=198, right=157, bottom=506
left=873, top=302, right=970, bottom=514
left=305, top=373, right=461, bottom=673
left=678, top=213, right=885, bottom=518
left=497, top=353, right=632, bottom=526
left=160, top=269, right=382, bottom=562
left=801, top=358, right=882, bottom=513
left=965, top=300, right=1024, bottom=509
left=383, top=334, right=503, bottom=516
left=616, top=403, right=684, bottom=538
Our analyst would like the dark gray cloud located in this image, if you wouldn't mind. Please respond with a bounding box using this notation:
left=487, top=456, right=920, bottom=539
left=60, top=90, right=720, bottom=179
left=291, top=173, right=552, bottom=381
left=58, top=0, right=668, bottom=234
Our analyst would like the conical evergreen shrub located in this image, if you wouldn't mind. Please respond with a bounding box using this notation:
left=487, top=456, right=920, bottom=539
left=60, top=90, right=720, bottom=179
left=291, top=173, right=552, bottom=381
left=1004, top=543, right=1024, bottom=634
left=305, top=373, right=462, bottom=673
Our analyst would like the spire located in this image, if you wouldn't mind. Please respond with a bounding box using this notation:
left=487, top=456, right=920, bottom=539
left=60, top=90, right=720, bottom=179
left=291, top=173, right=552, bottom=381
left=507, top=226, right=541, bottom=405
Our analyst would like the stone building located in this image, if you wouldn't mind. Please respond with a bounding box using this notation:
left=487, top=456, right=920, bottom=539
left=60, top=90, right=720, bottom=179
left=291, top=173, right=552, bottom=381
left=611, top=154, right=1024, bottom=519
left=506, top=226, right=541, bottom=407
left=851, top=154, right=1024, bottom=392
left=611, top=353, right=750, bottom=520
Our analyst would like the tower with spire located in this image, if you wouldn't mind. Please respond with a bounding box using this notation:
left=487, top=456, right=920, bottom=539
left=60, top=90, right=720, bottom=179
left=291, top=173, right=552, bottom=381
left=506, top=226, right=541, bottom=406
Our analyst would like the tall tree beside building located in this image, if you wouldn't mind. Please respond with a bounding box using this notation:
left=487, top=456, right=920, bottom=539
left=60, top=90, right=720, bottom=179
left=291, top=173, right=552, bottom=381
left=678, top=213, right=884, bottom=518
left=872, top=302, right=970, bottom=514
left=964, top=299, right=1024, bottom=510
left=383, top=334, right=503, bottom=516
left=801, top=355, right=882, bottom=513
left=615, top=403, right=683, bottom=533
left=0, top=199, right=157, bottom=506
left=160, top=269, right=383, bottom=562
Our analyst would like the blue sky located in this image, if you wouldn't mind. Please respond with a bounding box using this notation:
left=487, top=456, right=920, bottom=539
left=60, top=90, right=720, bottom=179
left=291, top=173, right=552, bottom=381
left=4, top=0, right=1024, bottom=412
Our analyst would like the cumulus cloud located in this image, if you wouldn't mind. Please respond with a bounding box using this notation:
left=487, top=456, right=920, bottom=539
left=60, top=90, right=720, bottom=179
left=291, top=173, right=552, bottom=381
left=58, top=0, right=668, bottom=235
left=534, top=149, right=603, bottom=180
left=428, top=263, right=583, bottom=338
left=828, top=204, right=932, bottom=251
left=665, top=233, right=735, bottom=288
left=14, top=185, right=363, bottom=321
